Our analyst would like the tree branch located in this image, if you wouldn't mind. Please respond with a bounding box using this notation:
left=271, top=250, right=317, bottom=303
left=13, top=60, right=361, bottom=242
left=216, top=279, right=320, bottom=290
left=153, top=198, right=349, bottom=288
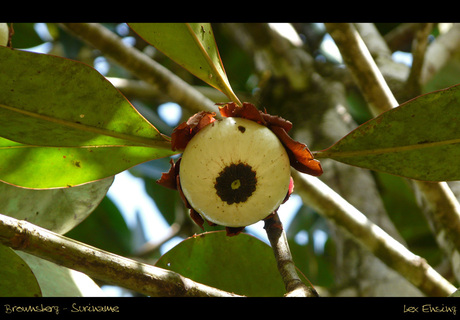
left=325, top=23, right=399, bottom=116
left=383, top=23, right=424, bottom=52
left=422, top=23, right=460, bottom=85
left=0, top=213, right=241, bottom=297
left=354, top=23, right=393, bottom=59
left=292, top=171, right=456, bottom=297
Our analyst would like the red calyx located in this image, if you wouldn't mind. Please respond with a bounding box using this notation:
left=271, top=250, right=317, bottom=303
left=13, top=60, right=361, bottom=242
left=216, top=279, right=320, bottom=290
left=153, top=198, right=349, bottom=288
left=219, top=102, right=323, bottom=177
left=171, top=111, right=217, bottom=151
left=157, top=102, right=322, bottom=238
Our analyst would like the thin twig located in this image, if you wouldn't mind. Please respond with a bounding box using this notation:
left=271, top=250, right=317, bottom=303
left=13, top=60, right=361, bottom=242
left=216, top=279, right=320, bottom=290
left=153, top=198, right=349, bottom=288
left=404, top=23, right=433, bottom=98
left=0, top=213, right=242, bottom=297
left=383, top=23, right=424, bottom=52
left=263, top=212, right=319, bottom=297
left=134, top=222, right=181, bottom=259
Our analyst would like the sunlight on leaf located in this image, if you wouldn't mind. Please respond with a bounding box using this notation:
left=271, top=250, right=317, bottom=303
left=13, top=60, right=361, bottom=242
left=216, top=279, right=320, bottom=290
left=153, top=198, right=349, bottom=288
left=0, top=137, right=174, bottom=189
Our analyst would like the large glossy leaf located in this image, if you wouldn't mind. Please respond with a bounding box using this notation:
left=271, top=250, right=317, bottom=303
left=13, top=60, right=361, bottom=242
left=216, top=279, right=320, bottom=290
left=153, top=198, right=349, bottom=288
left=316, top=84, right=460, bottom=181
left=0, top=177, right=113, bottom=234
left=0, top=47, right=176, bottom=188
left=65, top=196, right=133, bottom=256
left=0, top=244, right=42, bottom=297
left=129, top=23, right=241, bottom=105
left=156, top=231, right=286, bottom=296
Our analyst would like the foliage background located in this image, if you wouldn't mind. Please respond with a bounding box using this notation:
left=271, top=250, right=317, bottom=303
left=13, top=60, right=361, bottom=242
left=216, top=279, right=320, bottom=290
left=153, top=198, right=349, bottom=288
left=2, top=22, right=460, bottom=297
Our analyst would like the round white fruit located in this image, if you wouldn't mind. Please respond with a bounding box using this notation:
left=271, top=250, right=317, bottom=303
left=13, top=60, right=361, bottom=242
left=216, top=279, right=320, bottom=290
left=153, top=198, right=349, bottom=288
left=179, top=117, right=291, bottom=227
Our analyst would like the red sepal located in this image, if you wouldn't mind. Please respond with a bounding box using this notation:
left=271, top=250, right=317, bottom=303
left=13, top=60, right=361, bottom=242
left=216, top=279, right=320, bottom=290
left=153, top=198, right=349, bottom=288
left=171, top=111, right=217, bottom=151
left=156, top=158, right=180, bottom=190
left=219, top=102, right=264, bottom=123
left=270, top=126, right=323, bottom=176
left=189, top=209, right=205, bottom=230
left=282, top=176, right=295, bottom=204
left=225, top=226, right=245, bottom=236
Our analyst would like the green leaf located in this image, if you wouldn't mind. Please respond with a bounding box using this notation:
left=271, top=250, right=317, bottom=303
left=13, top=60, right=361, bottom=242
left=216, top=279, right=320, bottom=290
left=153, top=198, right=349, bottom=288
left=129, top=23, right=241, bottom=105
left=10, top=23, right=45, bottom=49
left=0, top=47, right=176, bottom=188
left=0, top=244, right=42, bottom=297
left=0, top=47, right=164, bottom=147
left=15, top=251, right=103, bottom=297
left=156, top=231, right=286, bottom=296
left=65, top=196, right=133, bottom=256
left=316, top=84, right=460, bottom=181
left=0, top=177, right=113, bottom=234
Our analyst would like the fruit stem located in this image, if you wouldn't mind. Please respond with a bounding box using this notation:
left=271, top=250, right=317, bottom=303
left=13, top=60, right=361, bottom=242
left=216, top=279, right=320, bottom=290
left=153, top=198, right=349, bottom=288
left=263, top=212, right=319, bottom=297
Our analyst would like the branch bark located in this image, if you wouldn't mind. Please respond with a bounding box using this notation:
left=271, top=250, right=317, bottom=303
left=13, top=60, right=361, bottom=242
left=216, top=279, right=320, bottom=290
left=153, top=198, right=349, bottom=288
left=0, top=213, right=241, bottom=297
left=325, top=23, right=399, bottom=116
